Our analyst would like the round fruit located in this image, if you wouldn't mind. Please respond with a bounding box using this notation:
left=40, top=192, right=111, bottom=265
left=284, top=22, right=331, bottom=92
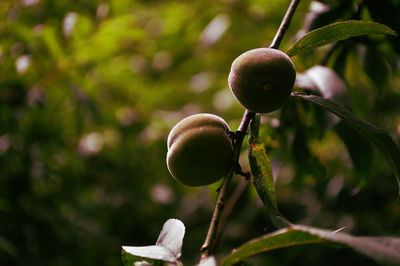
left=166, top=113, right=233, bottom=186
left=228, top=48, right=296, bottom=113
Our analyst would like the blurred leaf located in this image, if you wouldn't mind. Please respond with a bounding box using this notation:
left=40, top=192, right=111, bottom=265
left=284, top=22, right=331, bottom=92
left=307, top=1, right=354, bottom=31
left=73, top=15, right=147, bottom=64
left=292, top=93, right=400, bottom=196
left=286, top=20, right=397, bottom=57
left=334, top=121, right=374, bottom=183
left=303, top=65, right=349, bottom=107
left=122, top=219, right=185, bottom=265
left=362, top=44, right=390, bottom=89
left=222, top=224, right=400, bottom=265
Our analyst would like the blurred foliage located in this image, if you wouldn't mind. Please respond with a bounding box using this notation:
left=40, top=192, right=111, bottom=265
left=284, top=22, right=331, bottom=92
left=0, top=0, right=399, bottom=265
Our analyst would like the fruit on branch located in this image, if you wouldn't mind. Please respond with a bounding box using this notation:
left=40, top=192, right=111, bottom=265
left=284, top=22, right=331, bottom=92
left=166, top=113, right=233, bottom=186
left=228, top=48, right=296, bottom=113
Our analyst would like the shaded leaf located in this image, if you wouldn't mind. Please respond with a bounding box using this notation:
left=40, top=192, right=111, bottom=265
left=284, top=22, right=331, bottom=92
left=222, top=224, right=400, bottom=265
left=292, top=93, right=400, bottom=196
left=286, top=20, right=397, bottom=57
left=363, top=44, right=390, bottom=89
left=334, top=121, right=374, bottom=182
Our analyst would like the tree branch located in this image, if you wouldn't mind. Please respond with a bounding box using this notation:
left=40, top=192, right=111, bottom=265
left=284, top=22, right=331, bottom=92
left=270, top=0, right=301, bottom=49
left=200, top=110, right=255, bottom=261
left=199, top=0, right=301, bottom=262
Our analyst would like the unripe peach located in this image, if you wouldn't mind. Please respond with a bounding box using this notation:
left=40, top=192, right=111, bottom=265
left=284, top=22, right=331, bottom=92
left=228, top=48, right=296, bottom=113
left=166, top=113, right=233, bottom=186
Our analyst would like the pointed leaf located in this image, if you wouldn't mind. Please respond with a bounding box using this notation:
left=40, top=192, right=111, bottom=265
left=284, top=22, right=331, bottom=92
left=248, top=116, right=278, bottom=213
left=222, top=224, right=400, bottom=265
left=286, top=20, right=397, bottom=57
left=156, top=218, right=185, bottom=259
left=292, top=93, right=400, bottom=196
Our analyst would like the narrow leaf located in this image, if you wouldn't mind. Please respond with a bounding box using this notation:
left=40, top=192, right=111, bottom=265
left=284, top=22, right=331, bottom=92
left=248, top=115, right=278, bottom=213
left=286, top=20, right=397, bottom=57
left=292, top=93, right=400, bottom=196
left=222, top=224, right=400, bottom=265
left=222, top=226, right=325, bottom=265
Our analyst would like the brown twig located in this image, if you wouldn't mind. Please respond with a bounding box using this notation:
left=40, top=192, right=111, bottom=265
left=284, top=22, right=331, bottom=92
left=200, top=110, right=255, bottom=261
left=270, top=0, right=301, bottom=49
left=199, top=0, right=301, bottom=262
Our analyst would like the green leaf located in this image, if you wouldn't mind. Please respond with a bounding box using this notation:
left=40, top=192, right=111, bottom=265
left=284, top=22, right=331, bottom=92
left=286, top=20, right=397, bottom=57
left=122, top=219, right=185, bottom=265
left=248, top=115, right=278, bottom=213
left=222, top=224, right=400, bottom=265
left=292, top=93, right=400, bottom=197
left=248, top=115, right=290, bottom=228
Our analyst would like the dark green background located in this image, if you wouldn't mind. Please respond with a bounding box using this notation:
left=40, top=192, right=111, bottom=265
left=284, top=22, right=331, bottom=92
left=1, top=0, right=399, bottom=265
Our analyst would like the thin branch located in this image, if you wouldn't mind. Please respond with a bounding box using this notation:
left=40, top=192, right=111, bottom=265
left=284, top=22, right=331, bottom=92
left=213, top=178, right=249, bottom=250
left=270, top=0, right=301, bottom=49
left=199, top=0, right=301, bottom=262
left=200, top=110, right=255, bottom=261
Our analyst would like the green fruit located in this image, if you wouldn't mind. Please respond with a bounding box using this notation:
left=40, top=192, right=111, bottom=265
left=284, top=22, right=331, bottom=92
left=166, top=113, right=233, bottom=186
left=228, top=48, right=296, bottom=113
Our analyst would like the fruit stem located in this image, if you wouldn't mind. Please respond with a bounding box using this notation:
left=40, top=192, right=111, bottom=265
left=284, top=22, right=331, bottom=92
left=199, top=110, right=255, bottom=261
left=270, top=0, right=301, bottom=50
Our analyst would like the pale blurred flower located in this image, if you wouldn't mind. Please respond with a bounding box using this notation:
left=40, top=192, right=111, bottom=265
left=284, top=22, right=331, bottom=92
left=22, top=0, right=39, bottom=6
left=0, top=134, right=10, bottom=155
left=116, top=107, right=137, bottom=126
left=152, top=51, right=172, bottom=71
left=199, top=13, right=230, bottom=46
left=213, top=89, right=235, bottom=111
left=190, top=72, right=213, bottom=93
left=150, top=184, right=174, bottom=204
left=79, top=132, right=104, bottom=155
left=96, top=3, right=109, bottom=19
left=63, top=12, right=78, bottom=37
left=15, top=55, right=31, bottom=74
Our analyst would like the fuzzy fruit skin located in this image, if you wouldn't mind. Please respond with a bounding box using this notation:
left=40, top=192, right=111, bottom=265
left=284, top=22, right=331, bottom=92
left=167, top=113, right=233, bottom=186
left=228, top=48, right=296, bottom=113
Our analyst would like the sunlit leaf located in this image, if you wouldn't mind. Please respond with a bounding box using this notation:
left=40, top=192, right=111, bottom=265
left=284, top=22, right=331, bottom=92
left=121, top=246, right=166, bottom=265
left=155, top=218, right=185, bottom=259
left=248, top=116, right=278, bottom=213
left=122, top=219, right=185, bottom=265
left=303, top=65, right=348, bottom=107
left=222, top=224, right=400, bottom=265
left=286, top=20, right=397, bottom=57
left=197, top=256, right=217, bottom=266
left=248, top=115, right=290, bottom=228
left=292, top=93, right=400, bottom=196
